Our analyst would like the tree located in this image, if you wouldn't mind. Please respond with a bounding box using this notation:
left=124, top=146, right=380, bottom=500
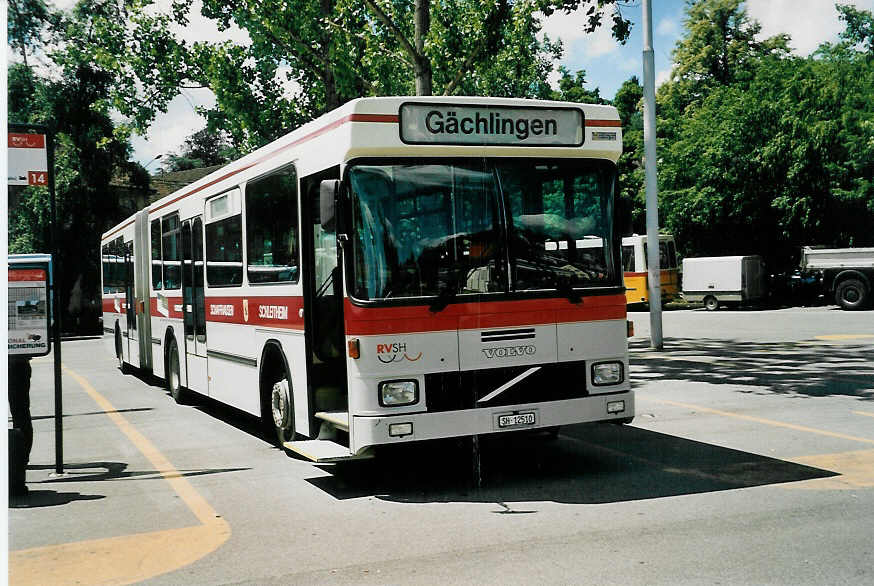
left=837, top=3, right=874, bottom=55
left=550, top=67, right=606, bottom=104
left=612, top=76, right=644, bottom=234
left=7, top=1, right=167, bottom=334
left=171, top=0, right=634, bottom=150
left=655, top=1, right=874, bottom=270
left=7, top=0, right=52, bottom=66
left=661, top=0, right=789, bottom=115
left=161, top=127, right=233, bottom=172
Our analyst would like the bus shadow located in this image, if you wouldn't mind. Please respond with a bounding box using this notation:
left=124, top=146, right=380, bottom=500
left=630, top=338, right=874, bottom=400
left=306, top=423, right=836, bottom=505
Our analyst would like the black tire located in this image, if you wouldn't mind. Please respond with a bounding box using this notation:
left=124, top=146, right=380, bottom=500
left=262, top=362, right=297, bottom=446
left=704, top=295, right=719, bottom=311
left=835, top=278, right=869, bottom=311
left=166, top=338, right=186, bottom=404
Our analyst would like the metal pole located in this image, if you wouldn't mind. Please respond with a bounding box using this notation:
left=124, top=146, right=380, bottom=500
left=47, top=130, right=64, bottom=474
left=642, top=0, right=663, bottom=350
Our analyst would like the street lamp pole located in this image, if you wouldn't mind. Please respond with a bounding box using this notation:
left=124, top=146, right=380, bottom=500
left=642, top=0, right=664, bottom=350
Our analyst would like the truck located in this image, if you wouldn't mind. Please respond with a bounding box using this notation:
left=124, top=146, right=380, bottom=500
left=681, top=255, right=767, bottom=311
left=800, top=246, right=874, bottom=311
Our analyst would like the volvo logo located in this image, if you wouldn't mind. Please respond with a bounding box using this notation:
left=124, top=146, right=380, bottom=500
left=482, top=345, right=536, bottom=359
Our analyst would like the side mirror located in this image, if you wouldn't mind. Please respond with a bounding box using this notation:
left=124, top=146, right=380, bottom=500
left=319, top=179, right=339, bottom=233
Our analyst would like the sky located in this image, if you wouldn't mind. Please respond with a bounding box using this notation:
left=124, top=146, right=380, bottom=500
left=44, top=0, right=874, bottom=167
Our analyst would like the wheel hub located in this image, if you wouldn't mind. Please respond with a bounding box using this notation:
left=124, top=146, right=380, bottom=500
left=271, top=380, right=290, bottom=429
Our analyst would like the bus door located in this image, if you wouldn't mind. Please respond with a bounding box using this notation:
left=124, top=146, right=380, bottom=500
left=181, top=217, right=208, bottom=393
left=303, top=170, right=347, bottom=417
left=123, top=240, right=139, bottom=366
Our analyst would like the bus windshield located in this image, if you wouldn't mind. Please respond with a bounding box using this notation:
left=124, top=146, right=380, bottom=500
left=348, top=158, right=618, bottom=302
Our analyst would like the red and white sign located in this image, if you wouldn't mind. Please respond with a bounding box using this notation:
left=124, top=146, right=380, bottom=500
left=8, top=132, right=49, bottom=186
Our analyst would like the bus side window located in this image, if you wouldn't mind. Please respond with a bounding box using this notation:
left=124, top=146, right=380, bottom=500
left=162, top=214, right=182, bottom=290
left=622, top=245, right=635, bottom=272
left=245, top=165, right=299, bottom=284
left=205, top=214, right=244, bottom=286
left=151, top=219, right=162, bottom=290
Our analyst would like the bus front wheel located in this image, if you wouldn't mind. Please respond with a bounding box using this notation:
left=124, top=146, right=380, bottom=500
left=269, top=378, right=296, bottom=445
left=260, top=349, right=297, bottom=446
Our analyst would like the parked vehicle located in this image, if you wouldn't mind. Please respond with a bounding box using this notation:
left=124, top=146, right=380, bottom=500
left=621, top=234, right=680, bottom=306
left=681, top=255, right=767, bottom=311
left=800, top=246, right=874, bottom=310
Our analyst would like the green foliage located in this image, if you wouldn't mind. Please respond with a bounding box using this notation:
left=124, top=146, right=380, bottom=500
left=7, top=0, right=53, bottom=65
left=6, top=1, right=169, bottom=333
left=837, top=3, right=874, bottom=54
left=612, top=76, right=644, bottom=234
left=655, top=2, right=874, bottom=269
left=161, top=127, right=233, bottom=172
left=177, top=0, right=632, bottom=148
left=664, top=0, right=789, bottom=115
left=550, top=67, right=606, bottom=104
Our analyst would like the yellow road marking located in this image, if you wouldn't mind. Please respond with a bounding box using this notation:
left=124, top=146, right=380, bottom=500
left=815, top=334, right=874, bottom=341
left=642, top=398, right=874, bottom=490
left=10, top=366, right=231, bottom=585
left=853, top=411, right=874, bottom=418
left=792, top=449, right=874, bottom=490
left=646, top=398, right=874, bottom=445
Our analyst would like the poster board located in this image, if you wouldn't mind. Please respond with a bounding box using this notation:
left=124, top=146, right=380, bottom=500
left=8, top=256, right=52, bottom=357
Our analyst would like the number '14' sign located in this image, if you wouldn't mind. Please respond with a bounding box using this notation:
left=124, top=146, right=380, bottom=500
left=28, top=171, right=48, bottom=186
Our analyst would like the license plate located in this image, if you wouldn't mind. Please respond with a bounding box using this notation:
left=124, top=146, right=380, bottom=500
left=497, top=412, right=536, bottom=428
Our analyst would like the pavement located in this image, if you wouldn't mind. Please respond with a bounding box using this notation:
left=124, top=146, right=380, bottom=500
left=7, top=306, right=874, bottom=585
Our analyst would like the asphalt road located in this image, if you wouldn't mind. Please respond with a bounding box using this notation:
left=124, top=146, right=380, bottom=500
left=9, top=306, right=874, bottom=585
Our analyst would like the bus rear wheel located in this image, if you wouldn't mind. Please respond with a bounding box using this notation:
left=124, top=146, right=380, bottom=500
left=166, top=338, right=186, bottom=404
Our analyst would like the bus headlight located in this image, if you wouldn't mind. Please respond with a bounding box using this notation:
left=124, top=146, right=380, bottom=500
left=592, top=362, right=624, bottom=386
left=379, top=380, right=418, bottom=406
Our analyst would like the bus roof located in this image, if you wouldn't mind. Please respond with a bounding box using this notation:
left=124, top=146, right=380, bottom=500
left=103, top=96, right=622, bottom=240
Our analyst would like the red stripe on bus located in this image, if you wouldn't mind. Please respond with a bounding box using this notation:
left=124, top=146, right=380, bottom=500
left=585, top=119, right=621, bottom=127
left=343, top=294, right=627, bottom=335
left=203, top=296, right=305, bottom=329
left=149, top=295, right=184, bottom=319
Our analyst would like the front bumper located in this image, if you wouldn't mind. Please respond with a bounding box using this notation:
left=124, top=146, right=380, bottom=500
left=350, top=390, right=634, bottom=453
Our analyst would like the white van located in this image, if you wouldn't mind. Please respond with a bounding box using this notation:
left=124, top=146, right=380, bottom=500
left=682, top=255, right=767, bottom=310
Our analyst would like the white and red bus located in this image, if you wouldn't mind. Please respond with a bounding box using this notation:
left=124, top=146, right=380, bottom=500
left=101, top=97, right=633, bottom=462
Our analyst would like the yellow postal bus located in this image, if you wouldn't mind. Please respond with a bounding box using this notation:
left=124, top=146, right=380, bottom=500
left=621, top=234, right=679, bottom=306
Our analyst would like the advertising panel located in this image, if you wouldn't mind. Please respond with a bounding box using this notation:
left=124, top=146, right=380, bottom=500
left=8, top=263, right=52, bottom=357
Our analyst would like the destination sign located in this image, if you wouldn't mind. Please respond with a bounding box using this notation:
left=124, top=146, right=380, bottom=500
left=399, top=103, right=584, bottom=147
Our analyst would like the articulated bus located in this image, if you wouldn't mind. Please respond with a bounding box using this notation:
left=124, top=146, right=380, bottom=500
left=101, top=96, right=633, bottom=462
left=621, top=234, right=679, bottom=306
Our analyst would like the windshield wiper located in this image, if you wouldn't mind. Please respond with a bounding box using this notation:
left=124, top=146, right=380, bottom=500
left=514, top=240, right=582, bottom=304
left=429, top=282, right=458, bottom=313
left=555, top=276, right=582, bottom=304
